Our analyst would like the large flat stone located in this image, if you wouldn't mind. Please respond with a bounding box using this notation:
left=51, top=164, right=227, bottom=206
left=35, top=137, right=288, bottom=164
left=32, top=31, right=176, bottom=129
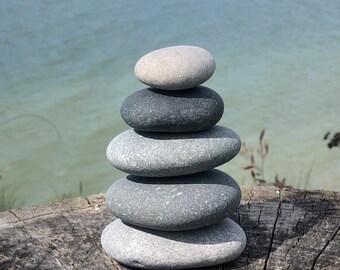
left=120, top=86, right=224, bottom=132
left=106, top=125, right=241, bottom=177
left=101, top=218, right=246, bottom=269
left=134, top=45, right=215, bottom=90
left=106, top=169, right=241, bottom=231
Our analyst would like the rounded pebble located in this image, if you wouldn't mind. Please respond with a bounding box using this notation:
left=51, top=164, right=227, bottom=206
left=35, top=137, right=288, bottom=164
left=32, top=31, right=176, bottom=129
left=101, top=218, right=246, bottom=269
left=106, top=125, right=241, bottom=177
left=120, top=86, right=224, bottom=132
left=134, top=45, right=216, bottom=90
left=106, top=169, right=241, bottom=231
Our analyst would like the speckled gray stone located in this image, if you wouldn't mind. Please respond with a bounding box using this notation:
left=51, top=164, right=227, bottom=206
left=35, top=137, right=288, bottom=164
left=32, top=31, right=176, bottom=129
left=106, top=125, right=241, bottom=177
left=120, top=86, right=224, bottom=132
left=106, top=169, right=241, bottom=231
left=101, top=218, right=246, bottom=269
left=134, top=45, right=216, bottom=90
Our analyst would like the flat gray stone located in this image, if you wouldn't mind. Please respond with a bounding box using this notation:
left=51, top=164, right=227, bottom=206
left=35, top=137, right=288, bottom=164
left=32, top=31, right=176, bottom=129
left=106, top=125, right=241, bottom=177
left=134, top=45, right=215, bottom=90
left=101, top=218, right=246, bottom=269
left=120, top=86, right=224, bottom=132
left=106, top=169, right=241, bottom=231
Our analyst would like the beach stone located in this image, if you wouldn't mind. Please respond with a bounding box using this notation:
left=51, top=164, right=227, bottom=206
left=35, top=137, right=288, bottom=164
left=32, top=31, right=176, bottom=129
left=106, top=169, right=241, bottom=231
left=120, top=86, right=224, bottom=132
left=106, top=125, right=241, bottom=177
left=134, top=45, right=215, bottom=90
left=101, top=218, right=246, bottom=269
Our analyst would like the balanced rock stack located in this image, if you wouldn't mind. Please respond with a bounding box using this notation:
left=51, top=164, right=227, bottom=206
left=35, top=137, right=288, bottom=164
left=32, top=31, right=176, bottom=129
left=101, top=45, right=246, bottom=269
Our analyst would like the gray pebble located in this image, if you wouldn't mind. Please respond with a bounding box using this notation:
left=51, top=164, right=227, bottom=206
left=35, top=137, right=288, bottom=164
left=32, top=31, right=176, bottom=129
left=120, top=86, right=224, bottom=132
left=135, top=45, right=215, bottom=90
left=101, top=218, right=246, bottom=269
left=106, top=169, right=241, bottom=231
left=106, top=125, right=241, bottom=177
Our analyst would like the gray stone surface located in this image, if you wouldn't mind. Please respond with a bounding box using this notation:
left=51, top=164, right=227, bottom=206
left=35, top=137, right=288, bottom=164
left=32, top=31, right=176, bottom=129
left=120, top=86, right=224, bottom=132
left=134, top=45, right=215, bottom=90
left=101, top=218, right=246, bottom=269
left=106, top=169, right=241, bottom=231
left=106, top=125, right=241, bottom=177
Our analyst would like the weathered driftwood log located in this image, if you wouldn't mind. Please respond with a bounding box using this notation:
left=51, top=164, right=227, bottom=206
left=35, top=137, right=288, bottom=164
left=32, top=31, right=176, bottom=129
left=0, top=186, right=339, bottom=270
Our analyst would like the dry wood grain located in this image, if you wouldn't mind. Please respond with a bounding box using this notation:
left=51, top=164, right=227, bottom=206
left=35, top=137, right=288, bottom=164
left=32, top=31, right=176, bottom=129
left=0, top=186, right=339, bottom=270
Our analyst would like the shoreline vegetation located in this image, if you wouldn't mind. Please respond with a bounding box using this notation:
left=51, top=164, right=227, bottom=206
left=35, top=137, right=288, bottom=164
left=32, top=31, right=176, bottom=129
left=52, top=179, right=84, bottom=200
left=324, top=131, right=340, bottom=149
left=0, top=127, right=339, bottom=212
left=0, top=177, right=17, bottom=212
left=240, top=129, right=317, bottom=190
left=0, top=178, right=85, bottom=212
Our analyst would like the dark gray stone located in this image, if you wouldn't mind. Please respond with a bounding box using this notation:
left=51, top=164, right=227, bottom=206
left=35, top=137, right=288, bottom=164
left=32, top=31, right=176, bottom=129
left=106, top=169, right=241, bottom=231
left=106, top=125, right=241, bottom=177
left=120, top=86, right=224, bottom=132
left=101, top=218, right=247, bottom=269
left=134, top=45, right=215, bottom=90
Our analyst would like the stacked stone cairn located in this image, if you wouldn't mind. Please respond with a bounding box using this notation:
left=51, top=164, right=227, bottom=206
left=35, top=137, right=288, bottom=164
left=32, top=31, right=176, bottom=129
left=101, top=45, right=246, bottom=269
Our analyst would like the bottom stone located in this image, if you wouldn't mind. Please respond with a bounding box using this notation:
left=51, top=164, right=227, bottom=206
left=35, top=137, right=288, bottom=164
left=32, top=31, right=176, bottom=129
left=101, top=218, right=246, bottom=269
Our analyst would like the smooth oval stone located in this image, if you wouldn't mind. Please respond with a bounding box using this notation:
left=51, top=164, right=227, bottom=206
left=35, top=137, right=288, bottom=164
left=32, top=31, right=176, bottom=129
left=106, top=169, right=241, bottom=231
left=106, top=125, right=241, bottom=177
left=120, top=86, right=224, bottom=132
left=101, top=218, right=246, bottom=269
left=135, top=45, right=216, bottom=90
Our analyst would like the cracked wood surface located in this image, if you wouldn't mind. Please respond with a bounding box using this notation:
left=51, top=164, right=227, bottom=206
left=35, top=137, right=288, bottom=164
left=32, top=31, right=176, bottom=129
left=0, top=186, right=339, bottom=270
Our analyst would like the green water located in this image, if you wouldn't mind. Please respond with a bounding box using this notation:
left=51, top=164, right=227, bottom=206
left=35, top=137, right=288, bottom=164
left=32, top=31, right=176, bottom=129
left=0, top=0, right=339, bottom=208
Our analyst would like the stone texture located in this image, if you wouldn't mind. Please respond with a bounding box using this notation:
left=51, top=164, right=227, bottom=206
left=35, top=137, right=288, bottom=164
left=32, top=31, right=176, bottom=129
left=106, top=125, right=241, bottom=177
left=106, top=169, right=241, bottom=231
left=120, top=86, right=224, bottom=132
left=101, top=218, right=246, bottom=269
left=134, top=45, right=215, bottom=90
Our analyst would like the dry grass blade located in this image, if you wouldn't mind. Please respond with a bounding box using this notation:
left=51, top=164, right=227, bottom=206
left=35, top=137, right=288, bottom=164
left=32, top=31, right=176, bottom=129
left=243, top=165, right=262, bottom=171
left=259, top=128, right=265, bottom=143
left=323, top=131, right=330, bottom=140
left=264, top=144, right=269, bottom=155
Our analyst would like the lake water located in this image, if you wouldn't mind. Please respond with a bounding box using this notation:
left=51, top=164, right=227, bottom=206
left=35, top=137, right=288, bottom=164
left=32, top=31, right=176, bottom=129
left=1, top=0, right=339, bottom=207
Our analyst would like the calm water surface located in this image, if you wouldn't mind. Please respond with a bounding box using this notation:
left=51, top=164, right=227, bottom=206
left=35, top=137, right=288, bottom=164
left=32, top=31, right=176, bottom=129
left=0, top=0, right=339, bottom=207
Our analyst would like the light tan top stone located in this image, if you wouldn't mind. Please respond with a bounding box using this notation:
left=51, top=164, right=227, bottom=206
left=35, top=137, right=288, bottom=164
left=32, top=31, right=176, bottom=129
left=134, top=45, right=216, bottom=90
